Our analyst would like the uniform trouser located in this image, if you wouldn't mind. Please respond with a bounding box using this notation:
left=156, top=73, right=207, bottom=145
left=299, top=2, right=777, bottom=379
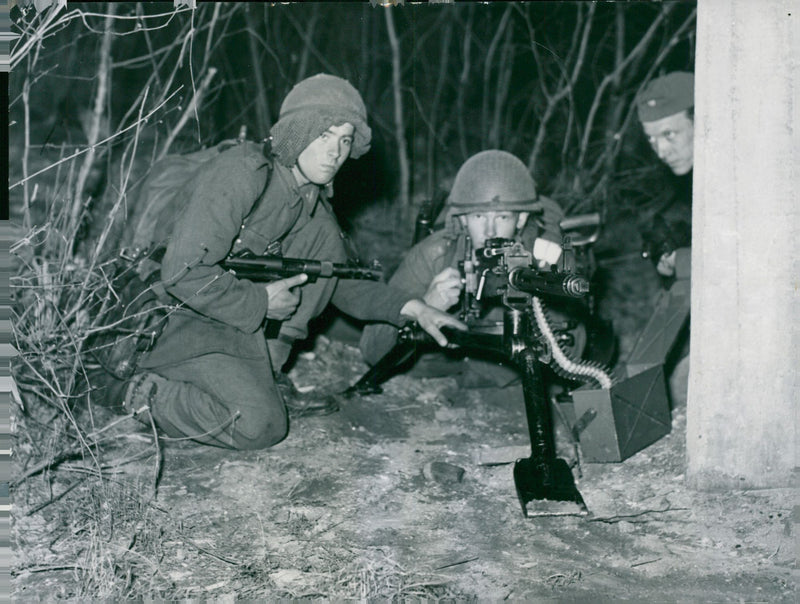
left=146, top=351, right=287, bottom=450
left=140, top=215, right=345, bottom=449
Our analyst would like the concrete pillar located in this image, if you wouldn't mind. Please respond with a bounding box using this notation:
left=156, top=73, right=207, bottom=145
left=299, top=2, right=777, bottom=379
left=688, top=0, right=798, bottom=488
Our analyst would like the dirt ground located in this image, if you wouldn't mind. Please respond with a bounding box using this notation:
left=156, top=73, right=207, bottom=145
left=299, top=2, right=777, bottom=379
left=14, top=329, right=797, bottom=600
left=165, top=342, right=796, bottom=601
left=10, top=211, right=797, bottom=600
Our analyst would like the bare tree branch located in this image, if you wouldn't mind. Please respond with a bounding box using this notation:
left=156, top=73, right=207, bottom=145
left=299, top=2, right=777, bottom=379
left=158, top=67, right=217, bottom=160
left=70, top=5, right=116, bottom=236
left=246, top=4, right=271, bottom=135
left=525, top=3, right=595, bottom=172
left=385, top=7, right=410, bottom=210
left=426, top=16, right=453, bottom=197
left=481, top=4, right=512, bottom=147
left=10, top=90, right=181, bottom=191
left=576, top=3, right=675, bottom=173
left=456, top=5, right=475, bottom=160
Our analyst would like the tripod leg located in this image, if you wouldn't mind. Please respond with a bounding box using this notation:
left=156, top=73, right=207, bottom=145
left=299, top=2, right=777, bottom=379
left=342, top=341, right=417, bottom=396
left=513, top=348, right=587, bottom=517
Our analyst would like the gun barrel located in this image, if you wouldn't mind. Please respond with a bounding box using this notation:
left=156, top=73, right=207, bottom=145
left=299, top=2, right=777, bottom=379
left=508, top=267, right=589, bottom=298
left=221, top=255, right=381, bottom=282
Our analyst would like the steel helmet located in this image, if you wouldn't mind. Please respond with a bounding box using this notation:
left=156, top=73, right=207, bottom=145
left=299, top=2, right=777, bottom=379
left=447, top=150, right=538, bottom=216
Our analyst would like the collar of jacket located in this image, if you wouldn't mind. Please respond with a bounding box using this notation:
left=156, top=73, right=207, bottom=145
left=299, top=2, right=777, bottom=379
left=275, top=162, right=333, bottom=217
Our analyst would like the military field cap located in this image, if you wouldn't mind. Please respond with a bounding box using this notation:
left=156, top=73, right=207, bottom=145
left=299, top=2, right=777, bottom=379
left=636, top=71, right=694, bottom=122
left=270, top=74, right=372, bottom=167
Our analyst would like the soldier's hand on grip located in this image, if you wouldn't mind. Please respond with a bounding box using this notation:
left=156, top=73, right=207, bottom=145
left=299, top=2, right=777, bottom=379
left=656, top=251, right=677, bottom=277
left=423, top=267, right=463, bottom=311
left=265, top=273, right=307, bottom=320
left=399, top=299, right=467, bottom=348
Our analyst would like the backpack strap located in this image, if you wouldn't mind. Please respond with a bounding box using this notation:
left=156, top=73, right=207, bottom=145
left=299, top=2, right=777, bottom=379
left=240, top=138, right=275, bottom=225
left=236, top=137, right=302, bottom=256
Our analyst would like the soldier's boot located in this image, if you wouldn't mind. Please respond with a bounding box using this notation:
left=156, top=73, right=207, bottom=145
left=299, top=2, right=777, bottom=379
left=274, top=372, right=340, bottom=419
left=122, top=372, right=169, bottom=425
left=87, top=369, right=162, bottom=426
left=86, top=368, right=130, bottom=415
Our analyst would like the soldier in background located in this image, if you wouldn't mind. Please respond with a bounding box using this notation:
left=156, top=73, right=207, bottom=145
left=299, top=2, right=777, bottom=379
left=634, top=71, right=694, bottom=407
left=636, top=71, right=694, bottom=281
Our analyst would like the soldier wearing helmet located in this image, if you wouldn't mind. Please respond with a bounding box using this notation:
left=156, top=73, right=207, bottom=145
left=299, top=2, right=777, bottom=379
left=92, top=74, right=464, bottom=450
left=359, top=150, right=573, bottom=388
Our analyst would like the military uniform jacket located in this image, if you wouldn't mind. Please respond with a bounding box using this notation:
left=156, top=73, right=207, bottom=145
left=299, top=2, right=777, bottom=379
left=142, top=142, right=412, bottom=367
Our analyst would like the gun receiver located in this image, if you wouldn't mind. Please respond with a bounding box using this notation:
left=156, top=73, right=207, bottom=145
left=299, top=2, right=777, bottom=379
left=462, top=238, right=589, bottom=316
left=221, top=253, right=383, bottom=283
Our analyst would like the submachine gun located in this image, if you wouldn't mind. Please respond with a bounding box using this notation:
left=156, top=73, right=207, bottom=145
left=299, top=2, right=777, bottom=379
left=345, top=231, right=616, bottom=517
left=221, top=252, right=384, bottom=340
left=221, top=252, right=383, bottom=283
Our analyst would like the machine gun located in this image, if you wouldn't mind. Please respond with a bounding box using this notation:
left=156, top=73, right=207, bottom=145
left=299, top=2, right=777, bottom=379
left=221, top=252, right=383, bottom=283
left=460, top=237, right=589, bottom=313
left=345, top=235, right=615, bottom=517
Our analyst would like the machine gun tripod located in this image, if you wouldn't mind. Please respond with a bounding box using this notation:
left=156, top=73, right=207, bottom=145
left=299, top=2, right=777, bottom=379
left=344, top=237, right=616, bottom=517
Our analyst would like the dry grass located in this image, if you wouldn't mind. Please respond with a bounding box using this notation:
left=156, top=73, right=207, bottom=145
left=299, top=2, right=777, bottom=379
left=10, top=115, right=170, bottom=597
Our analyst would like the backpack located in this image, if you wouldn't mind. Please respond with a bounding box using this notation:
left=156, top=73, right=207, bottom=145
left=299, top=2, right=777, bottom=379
left=89, top=138, right=273, bottom=379
left=128, top=138, right=271, bottom=253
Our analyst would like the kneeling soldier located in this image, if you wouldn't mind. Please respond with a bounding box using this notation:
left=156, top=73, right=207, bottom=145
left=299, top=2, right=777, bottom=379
left=94, top=74, right=464, bottom=450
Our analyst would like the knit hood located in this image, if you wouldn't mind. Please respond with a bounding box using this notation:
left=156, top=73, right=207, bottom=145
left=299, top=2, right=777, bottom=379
left=270, top=74, right=372, bottom=167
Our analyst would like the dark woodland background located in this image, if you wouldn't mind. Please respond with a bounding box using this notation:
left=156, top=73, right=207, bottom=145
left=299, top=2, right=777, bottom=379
left=9, top=1, right=696, bottom=255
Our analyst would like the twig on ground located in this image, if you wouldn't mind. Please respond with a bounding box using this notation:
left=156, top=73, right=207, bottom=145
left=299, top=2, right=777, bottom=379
left=145, top=411, right=163, bottom=496
left=588, top=504, right=689, bottom=524
left=631, top=557, right=662, bottom=568
left=16, top=564, right=89, bottom=575
left=11, top=444, right=85, bottom=487
left=767, top=545, right=781, bottom=560
left=23, top=476, right=88, bottom=516
left=86, top=413, right=148, bottom=440
left=546, top=570, right=582, bottom=588
left=177, top=533, right=243, bottom=567
left=433, top=556, right=479, bottom=571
